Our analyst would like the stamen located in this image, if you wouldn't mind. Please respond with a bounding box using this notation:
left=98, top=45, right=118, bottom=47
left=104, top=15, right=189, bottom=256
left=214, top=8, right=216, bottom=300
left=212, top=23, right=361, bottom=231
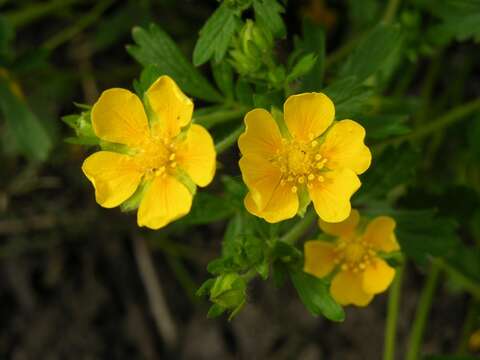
left=291, top=186, right=298, bottom=193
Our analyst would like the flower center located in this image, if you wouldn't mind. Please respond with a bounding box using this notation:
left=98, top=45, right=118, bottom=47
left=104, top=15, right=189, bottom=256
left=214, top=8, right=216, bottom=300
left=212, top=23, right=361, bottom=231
left=334, top=237, right=377, bottom=273
left=273, top=139, right=328, bottom=193
left=135, top=136, right=178, bottom=179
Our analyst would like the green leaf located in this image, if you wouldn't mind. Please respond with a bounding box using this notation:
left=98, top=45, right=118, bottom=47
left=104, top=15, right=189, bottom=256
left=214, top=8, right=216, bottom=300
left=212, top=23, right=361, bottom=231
left=290, top=270, right=345, bottom=322
left=324, top=76, right=373, bottom=119
left=287, top=53, right=317, bottom=83
left=127, top=24, right=222, bottom=102
left=253, top=0, right=286, bottom=38
left=340, top=23, right=403, bottom=83
left=179, top=192, right=235, bottom=225
left=0, top=16, right=14, bottom=64
left=0, top=80, right=52, bottom=161
left=193, top=3, right=241, bottom=66
left=393, top=210, right=460, bottom=265
left=212, top=61, right=235, bottom=99
left=298, top=19, right=326, bottom=91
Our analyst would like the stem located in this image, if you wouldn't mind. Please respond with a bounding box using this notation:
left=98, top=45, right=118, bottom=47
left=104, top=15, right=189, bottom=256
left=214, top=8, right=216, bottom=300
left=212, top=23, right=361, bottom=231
left=214, top=125, right=244, bottom=154
left=383, top=263, right=405, bottom=360
left=43, top=0, right=114, bottom=50
left=280, top=210, right=317, bottom=245
left=435, top=258, right=480, bottom=300
left=405, top=263, right=441, bottom=360
left=194, top=107, right=246, bottom=129
left=375, top=98, right=480, bottom=150
left=382, top=0, right=402, bottom=24
left=132, top=234, right=178, bottom=349
left=5, top=0, right=80, bottom=28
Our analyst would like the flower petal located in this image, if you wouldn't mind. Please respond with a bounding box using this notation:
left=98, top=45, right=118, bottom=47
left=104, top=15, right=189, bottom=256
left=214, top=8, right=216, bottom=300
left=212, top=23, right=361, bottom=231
left=176, top=124, right=216, bottom=187
left=239, top=154, right=282, bottom=210
left=330, top=270, right=373, bottom=306
left=319, top=119, right=371, bottom=174
left=91, top=88, right=149, bottom=146
left=82, top=151, right=143, bottom=208
left=137, top=175, right=192, bottom=229
left=244, top=183, right=299, bottom=223
left=284, top=92, right=334, bottom=142
left=309, top=168, right=361, bottom=223
left=238, top=108, right=283, bottom=158
left=146, top=75, right=194, bottom=139
left=363, top=216, right=399, bottom=252
left=319, top=209, right=360, bottom=237
left=304, top=240, right=337, bottom=278
left=362, top=258, right=395, bottom=294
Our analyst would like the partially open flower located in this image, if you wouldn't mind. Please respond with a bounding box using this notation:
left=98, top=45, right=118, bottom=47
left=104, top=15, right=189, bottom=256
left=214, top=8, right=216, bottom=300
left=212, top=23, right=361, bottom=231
left=82, top=76, right=216, bottom=229
left=238, top=92, right=371, bottom=223
left=304, top=210, right=399, bottom=306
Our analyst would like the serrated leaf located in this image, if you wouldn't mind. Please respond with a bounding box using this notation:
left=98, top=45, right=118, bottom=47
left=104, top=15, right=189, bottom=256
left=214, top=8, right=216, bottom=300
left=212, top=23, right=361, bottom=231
left=212, top=61, right=235, bottom=99
left=340, top=23, right=403, bottom=83
left=287, top=53, right=317, bottom=83
left=127, top=24, right=222, bottom=102
left=193, top=3, right=240, bottom=66
left=0, top=80, right=52, bottom=161
left=290, top=270, right=345, bottom=322
left=253, top=0, right=286, bottom=38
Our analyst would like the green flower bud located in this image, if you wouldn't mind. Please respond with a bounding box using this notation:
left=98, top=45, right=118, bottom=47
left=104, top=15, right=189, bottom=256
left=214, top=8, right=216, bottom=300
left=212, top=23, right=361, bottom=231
left=209, top=273, right=246, bottom=311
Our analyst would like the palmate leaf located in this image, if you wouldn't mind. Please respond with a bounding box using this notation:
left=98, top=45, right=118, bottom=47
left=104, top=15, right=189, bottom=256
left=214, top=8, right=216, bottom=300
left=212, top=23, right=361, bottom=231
left=127, top=24, right=222, bottom=102
left=193, top=2, right=241, bottom=66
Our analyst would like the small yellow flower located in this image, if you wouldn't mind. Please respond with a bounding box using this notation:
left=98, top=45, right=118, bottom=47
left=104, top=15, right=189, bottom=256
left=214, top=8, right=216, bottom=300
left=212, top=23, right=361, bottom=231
left=238, top=92, right=371, bottom=223
left=82, top=76, right=216, bottom=229
left=304, top=210, right=399, bottom=306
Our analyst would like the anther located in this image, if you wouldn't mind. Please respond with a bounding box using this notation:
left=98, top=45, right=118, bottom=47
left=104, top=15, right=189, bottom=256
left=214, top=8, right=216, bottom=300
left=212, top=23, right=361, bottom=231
left=169, top=153, right=176, bottom=161
left=291, top=186, right=298, bottom=193
left=318, top=175, right=324, bottom=182
left=298, top=176, right=305, bottom=184
left=315, top=154, right=322, bottom=161
left=311, top=140, right=318, bottom=148
left=170, top=162, right=177, bottom=168
left=307, top=174, right=315, bottom=181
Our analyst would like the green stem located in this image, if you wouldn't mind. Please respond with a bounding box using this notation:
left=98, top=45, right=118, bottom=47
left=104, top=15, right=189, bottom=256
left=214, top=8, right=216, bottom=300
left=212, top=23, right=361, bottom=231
left=405, top=263, right=441, bottom=360
left=435, top=258, right=480, bottom=300
left=194, top=107, right=246, bottom=129
left=43, top=0, right=114, bottom=50
left=280, top=210, right=317, bottom=245
left=214, top=125, right=244, bottom=154
left=383, top=263, right=405, bottom=360
left=375, top=98, right=480, bottom=150
left=5, top=0, right=80, bottom=28
left=382, top=0, right=402, bottom=24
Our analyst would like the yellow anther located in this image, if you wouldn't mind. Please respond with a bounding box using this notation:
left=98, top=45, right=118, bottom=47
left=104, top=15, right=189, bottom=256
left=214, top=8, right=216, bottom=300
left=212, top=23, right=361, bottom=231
left=311, top=140, right=318, bottom=147
left=317, top=175, right=324, bottom=182
left=298, top=176, right=305, bottom=184
left=287, top=176, right=294, bottom=182
left=169, top=153, right=176, bottom=161
left=170, top=161, right=177, bottom=168
left=315, top=154, right=322, bottom=161
left=280, top=166, right=287, bottom=173
left=291, top=186, right=298, bottom=193
left=359, top=262, right=366, bottom=270
left=280, top=179, right=286, bottom=186
left=316, top=162, right=324, bottom=169
left=341, top=263, right=349, bottom=271
left=307, top=174, right=315, bottom=181
left=307, top=182, right=313, bottom=189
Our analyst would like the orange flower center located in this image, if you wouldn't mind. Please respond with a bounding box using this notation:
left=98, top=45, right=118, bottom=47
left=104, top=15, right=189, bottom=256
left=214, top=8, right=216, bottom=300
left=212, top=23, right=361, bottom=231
left=135, top=136, right=178, bottom=179
left=334, top=236, right=376, bottom=273
left=273, top=139, right=329, bottom=193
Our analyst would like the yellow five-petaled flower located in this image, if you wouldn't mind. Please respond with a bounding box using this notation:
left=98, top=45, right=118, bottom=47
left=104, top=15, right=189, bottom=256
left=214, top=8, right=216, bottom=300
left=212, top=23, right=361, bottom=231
left=304, top=210, right=399, bottom=306
left=82, top=76, right=216, bottom=229
left=238, top=92, right=371, bottom=223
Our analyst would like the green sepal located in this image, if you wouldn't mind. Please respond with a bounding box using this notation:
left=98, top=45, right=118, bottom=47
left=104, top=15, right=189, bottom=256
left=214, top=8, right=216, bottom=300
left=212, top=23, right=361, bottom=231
left=99, top=140, right=134, bottom=155
left=270, top=106, right=290, bottom=139
left=120, top=179, right=148, bottom=212
left=174, top=167, right=197, bottom=196
left=209, top=273, right=247, bottom=311
left=297, top=185, right=311, bottom=218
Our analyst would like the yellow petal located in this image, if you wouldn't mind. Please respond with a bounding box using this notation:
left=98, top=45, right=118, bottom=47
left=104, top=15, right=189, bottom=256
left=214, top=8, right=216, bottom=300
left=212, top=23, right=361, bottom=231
left=176, top=124, right=216, bottom=187
left=362, top=258, right=395, bottom=294
left=91, top=88, right=149, bottom=146
left=330, top=270, right=373, bottom=306
left=244, top=183, right=299, bottom=223
left=319, top=209, right=360, bottom=237
left=82, top=151, right=143, bottom=208
left=238, top=108, right=283, bottom=158
left=284, top=92, right=334, bottom=142
left=239, top=154, right=282, bottom=210
left=363, top=216, right=399, bottom=252
left=146, top=75, right=193, bottom=139
left=304, top=240, right=336, bottom=278
left=309, top=168, right=361, bottom=223
left=319, top=119, right=371, bottom=174
left=137, top=175, right=192, bottom=229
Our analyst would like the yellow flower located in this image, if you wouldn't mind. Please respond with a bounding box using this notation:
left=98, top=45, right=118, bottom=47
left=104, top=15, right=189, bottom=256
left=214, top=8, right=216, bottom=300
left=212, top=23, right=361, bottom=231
left=82, top=76, right=216, bottom=229
left=304, top=210, right=399, bottom=306
left=238, top=92, right=371, bottom=223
